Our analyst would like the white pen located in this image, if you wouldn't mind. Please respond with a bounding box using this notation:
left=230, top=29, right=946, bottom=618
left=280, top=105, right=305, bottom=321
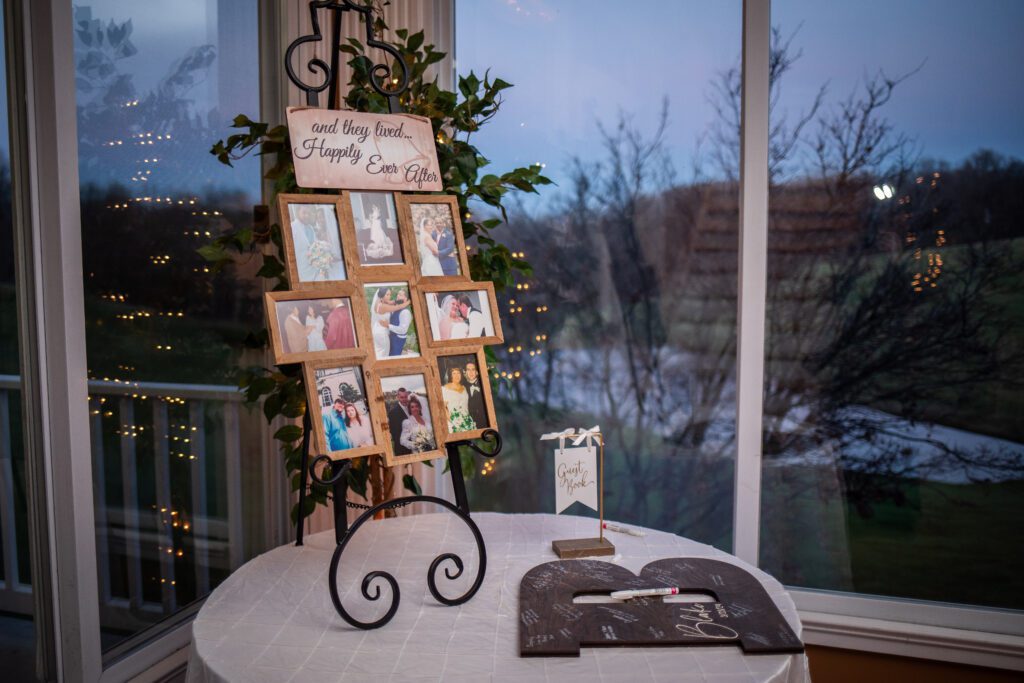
left=610, top=587, right=679, bottom=600
left=603, top=522, right=646, bottom=537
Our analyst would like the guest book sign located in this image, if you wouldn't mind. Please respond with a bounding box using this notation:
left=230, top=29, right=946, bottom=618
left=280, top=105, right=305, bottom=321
left=541, top=427, right=614, bottom=558
left=554, top=446, right=598, bottom=513
left=287, top=107, right=442, bottom=191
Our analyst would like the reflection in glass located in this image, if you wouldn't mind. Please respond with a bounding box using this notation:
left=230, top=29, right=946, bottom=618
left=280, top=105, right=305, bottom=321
left=0, top=3, right=37, bottom=678
left=760, top=2, right=1024, bottom=609
left=457, top=1, right=741, bottom=548
left=73, top=2, right=265, bottom=649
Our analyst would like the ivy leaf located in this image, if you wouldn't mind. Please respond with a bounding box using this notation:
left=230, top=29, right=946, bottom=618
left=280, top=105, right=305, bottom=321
left=407, top=30, right=424, bottom=52
left=274, top=425, right=303, bottom=442
left=402, top=474, right=422, bottom=495
left=256, top=255, right=285, bottom=279
left=197, top=244, right=228, bottom=262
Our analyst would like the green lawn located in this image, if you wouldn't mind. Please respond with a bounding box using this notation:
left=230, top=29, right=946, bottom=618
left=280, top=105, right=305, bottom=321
left=761, top=464, right=1024, bottom=610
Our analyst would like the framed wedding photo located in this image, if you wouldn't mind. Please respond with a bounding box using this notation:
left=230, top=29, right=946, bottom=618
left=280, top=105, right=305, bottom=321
left=303, top=361, right=383, bottom=460
left=436, top=347, right=497, bottom=442
left=362, top=281, right=425, bottom=361
left=264, top=286, right=365, bottom=365
left=421, top=281, right=504, bottom=348
left=342, top=191, right=407, bottom=270
left=373, top=364, right=446, bottom=465
left=396, top=194, right=470, bottom=280
left=277, top=194, right=352, bottom=289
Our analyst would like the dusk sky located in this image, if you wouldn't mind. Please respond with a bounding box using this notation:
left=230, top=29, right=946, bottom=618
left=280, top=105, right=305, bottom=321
left=1, top=1, right=1021, bottom=196
left=457, top=0, right=1024, bottom=197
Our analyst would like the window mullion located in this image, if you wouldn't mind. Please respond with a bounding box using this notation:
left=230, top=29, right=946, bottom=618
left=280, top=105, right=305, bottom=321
left=733, top=0, right=772, bottom=565
left=23, top=0, right=102, bottom=680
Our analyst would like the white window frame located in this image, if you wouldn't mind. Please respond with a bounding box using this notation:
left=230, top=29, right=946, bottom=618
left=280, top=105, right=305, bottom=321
left=734, top=0, right=1024, bottom=671
left=10, top=0, right=1023, bottom=678
left=11, top=0, right=287, bottom=679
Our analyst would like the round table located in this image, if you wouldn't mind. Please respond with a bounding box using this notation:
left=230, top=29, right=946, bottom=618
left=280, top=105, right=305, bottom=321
left=186, top=513, right=809, bottom=683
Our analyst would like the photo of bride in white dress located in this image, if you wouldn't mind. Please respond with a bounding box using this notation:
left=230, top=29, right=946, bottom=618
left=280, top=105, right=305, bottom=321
left=437, top=354, right=490, bottom=435
left=380, top=373, right=437, bottom=458
left=351, top=192, right=403, bottom=266
left=416, top=215, right=444, bottom=276
left=410, top=202, right=462, bottom=277
left=365, top=283, right=420, bottom=359
left=304, top=305, right=327, bottom=351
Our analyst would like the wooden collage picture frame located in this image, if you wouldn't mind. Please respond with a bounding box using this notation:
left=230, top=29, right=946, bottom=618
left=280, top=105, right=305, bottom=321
left=272, top=191, right=500, bottom=467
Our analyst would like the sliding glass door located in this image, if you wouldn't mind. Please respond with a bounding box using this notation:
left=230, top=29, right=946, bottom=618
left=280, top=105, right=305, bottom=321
left=0, top=1, right=41, bottom=677
left=71, top=0, right=275, bottom=656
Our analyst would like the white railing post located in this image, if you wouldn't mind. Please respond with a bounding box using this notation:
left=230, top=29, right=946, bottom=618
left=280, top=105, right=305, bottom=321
left=189, top=400, right=210, bottom=596
left=119, top=397, right=143, bottom=611
left=224, top=401, right=243, bottom=569
left=90, top=396, right=113, bottom=605
left=152, top=400, right=176, bottom=612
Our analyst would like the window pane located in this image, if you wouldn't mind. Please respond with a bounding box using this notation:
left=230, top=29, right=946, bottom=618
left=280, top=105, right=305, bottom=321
left=0, top=2, right=38, bottom=678
left=761, top=0, right=1024, bottom=609
left=73, top=0, right=267, bottom=650
left=456, top=1, right=741, bottom=548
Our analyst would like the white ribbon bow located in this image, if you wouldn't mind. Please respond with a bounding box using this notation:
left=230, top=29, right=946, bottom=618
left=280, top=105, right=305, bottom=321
left=540, top=426, right=602, bottom=454
left=540, top=427, right=577, bottom=455
left=572, top=425, right=602, bottom=449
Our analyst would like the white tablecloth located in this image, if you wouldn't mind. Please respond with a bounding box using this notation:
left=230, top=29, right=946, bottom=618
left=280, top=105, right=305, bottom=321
left=186, top=512, right=809, bottom=683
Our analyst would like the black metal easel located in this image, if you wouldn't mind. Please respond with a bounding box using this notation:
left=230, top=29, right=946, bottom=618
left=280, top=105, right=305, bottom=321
left=283, top=1, right=502, bottom=630
left=295, top=420, right=501, bottom=547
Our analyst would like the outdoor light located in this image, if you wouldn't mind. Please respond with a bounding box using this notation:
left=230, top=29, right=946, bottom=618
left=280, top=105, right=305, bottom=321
left=872, top=183, right=895, bottom=200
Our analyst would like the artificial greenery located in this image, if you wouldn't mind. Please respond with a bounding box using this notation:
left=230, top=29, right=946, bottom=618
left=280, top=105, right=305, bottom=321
left=202, top=12, right=550, bottom=522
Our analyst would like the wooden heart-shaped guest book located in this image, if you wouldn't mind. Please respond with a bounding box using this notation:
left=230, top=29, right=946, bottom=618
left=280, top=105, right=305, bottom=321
left=519, top=558, right=804, bottom=657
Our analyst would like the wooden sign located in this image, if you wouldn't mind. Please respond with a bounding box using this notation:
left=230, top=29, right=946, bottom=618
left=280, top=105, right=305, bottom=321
left=519, top=558, right=804, bottom=657
left=287, top=107, right=442, bottom=191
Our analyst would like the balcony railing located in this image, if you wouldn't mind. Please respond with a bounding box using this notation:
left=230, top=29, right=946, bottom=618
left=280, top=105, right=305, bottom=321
left=0, top=375, right=246, bottom=634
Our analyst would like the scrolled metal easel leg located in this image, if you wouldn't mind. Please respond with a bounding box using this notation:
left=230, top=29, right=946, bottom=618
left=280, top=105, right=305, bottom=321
left=307, top=455, right=352, bottom=545
left=331, top=461, right=350, bottom=544
left=295, top=411, right=312, bottom=547
left=446, top=429, right=504, bottom=515
left=328, top=495, right=487, bottom=629
left=445, top=443, right=470, bottom=515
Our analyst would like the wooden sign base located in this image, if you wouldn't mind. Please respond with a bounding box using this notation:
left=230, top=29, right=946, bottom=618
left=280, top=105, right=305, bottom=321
left=552, top=537, right=615, bottom=559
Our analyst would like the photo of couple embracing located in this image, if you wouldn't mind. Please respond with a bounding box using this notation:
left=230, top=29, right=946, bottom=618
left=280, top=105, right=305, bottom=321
left=365, top=283, right=420, bottom=359
left=427, top=289, right=495, bottom=341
